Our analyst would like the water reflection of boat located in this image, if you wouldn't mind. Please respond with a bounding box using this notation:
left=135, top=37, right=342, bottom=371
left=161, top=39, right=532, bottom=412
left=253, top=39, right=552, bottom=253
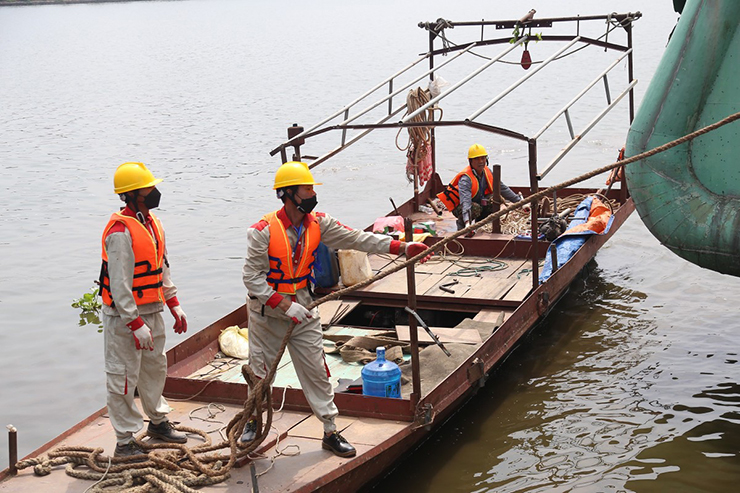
left=1, top=11, right=642, bottom=492
left=626, top=1, right=740, bottom=277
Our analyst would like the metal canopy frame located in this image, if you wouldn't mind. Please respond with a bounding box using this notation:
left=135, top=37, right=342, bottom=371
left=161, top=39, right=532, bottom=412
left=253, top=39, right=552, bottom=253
left=268, top=10, right=641, bottom=290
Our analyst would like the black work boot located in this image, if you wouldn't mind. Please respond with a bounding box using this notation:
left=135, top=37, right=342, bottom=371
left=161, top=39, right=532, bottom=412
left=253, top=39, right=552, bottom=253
left=322, top=431, right=356, bottom=458
left=114, top=440, right=147, bottom=461
left=239, top=418, right=258, bottom=444
left=146, top=420, right=187, bottom=444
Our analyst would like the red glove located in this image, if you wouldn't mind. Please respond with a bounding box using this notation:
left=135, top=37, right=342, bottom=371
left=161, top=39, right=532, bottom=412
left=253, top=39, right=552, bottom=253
left=166, top=297, right=188, bottom=334
left=405, top=242, right=433, bottom=264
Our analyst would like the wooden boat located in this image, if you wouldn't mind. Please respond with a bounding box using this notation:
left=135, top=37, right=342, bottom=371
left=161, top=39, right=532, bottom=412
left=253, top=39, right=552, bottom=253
left=625, top=1, right=740, bottom=276
left=0, top=11, right=642, bottom=492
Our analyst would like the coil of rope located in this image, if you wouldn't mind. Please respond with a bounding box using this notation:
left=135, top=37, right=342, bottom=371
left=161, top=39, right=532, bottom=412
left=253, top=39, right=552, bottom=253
left=396, top=88, right=442, bottom=185
left=15, top=110, right=740, bottom=492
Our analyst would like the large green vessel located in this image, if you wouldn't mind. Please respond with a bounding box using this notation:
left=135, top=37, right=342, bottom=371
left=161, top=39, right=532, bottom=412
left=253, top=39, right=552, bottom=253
left=626, top=0, right=740, bottom=276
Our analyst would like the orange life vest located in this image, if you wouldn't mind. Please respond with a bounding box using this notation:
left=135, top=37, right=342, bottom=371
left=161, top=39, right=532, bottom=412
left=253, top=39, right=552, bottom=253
left=100, top=211, right=165, bottom=307
left=265, top=211, right=321, bottom=295
left=436, top=166, right=494, bottom=211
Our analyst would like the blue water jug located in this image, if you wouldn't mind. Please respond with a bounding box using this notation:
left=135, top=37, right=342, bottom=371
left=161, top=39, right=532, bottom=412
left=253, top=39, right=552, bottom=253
left=361, top=346, right=401, bottom=398
left=313, top=242, right=339, bottom=288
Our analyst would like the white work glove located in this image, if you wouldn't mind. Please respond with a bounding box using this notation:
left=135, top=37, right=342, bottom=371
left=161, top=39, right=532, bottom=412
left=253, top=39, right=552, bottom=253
left=284, top=302, right=312, bottom=324
left=132, top=324, right=154, bottom=351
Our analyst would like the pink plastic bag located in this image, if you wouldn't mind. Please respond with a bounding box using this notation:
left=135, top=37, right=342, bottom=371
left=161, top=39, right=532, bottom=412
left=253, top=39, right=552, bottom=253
left=372, top=216, right=404, bottom=234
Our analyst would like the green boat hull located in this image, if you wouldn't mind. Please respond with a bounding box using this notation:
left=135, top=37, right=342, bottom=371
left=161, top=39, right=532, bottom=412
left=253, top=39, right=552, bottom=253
left=625, top=0, right=740, bottom=276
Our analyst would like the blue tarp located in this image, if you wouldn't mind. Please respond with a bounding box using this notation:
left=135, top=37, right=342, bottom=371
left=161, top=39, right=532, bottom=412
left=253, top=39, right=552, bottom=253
left=539, top=196, right=614, bottom=283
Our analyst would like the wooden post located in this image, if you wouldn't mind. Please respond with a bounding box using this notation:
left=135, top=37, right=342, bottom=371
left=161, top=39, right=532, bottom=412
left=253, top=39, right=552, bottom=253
left=404, top=218, right=421, bottom=407
left=8, top=425, right=17, bottom=476
left=549, top=243, right=559, bottom=272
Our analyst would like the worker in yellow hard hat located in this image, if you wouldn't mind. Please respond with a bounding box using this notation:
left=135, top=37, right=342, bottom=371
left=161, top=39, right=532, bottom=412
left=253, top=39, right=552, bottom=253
left=240, top=161, right=431, bottom=457
left=100, top=162, right=189, bottom=458
left=436, top=144, right=523, bottom=233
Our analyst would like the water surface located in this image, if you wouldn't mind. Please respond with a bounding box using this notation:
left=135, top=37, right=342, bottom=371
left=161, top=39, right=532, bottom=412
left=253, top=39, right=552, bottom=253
left=1, top=1, right=738, bottom=491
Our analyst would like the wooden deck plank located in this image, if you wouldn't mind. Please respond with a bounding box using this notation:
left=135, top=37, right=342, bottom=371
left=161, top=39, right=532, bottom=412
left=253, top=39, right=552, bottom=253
left=421, top=274, right=482, bottom=297
left=318, top=300, right=361, bottom=327
left=0, top=401, right=313, bottom=493
left=243, top=435, right=375, bottom=492
left=367, top=253, right=400, bottom=272
left=465, top=276, right=517, bottom=300
left=186, top=357, right=243, bottom=381
left=472, top=308, right=512, bottom=324
left=395, top=326, right=482, bottom=345
left=414, top=258, right=457, bottom=275
left=502, top=271, right=534, bottom=301
left=361, top=269, right=435, bottom=295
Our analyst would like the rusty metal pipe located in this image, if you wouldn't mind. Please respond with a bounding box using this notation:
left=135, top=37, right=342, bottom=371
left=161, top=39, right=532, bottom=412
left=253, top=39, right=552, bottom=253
left=491, top=164, right=501, bottom=234
left=528, top=139, right=540, bottom=290
left=404, top=218, right=422, bottom=406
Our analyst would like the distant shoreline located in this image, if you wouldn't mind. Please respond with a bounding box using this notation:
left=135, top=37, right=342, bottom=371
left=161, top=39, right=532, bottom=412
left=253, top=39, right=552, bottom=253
left=0, top=0, right=150, bottom=6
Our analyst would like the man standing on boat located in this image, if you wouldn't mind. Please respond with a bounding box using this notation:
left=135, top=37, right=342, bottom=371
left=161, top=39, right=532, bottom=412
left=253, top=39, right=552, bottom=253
left=100, top=162, right=189, bottom=458
left=241, top=161, right=429, bottom=458
left=437, top=144, right=523, bottom=233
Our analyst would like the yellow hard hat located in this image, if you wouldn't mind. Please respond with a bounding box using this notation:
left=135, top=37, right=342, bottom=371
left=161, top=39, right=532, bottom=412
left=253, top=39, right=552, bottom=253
left=468, top=144, right=488, bottom=159
left=273, top=161, right=322, bottom=190
left=113, top=162, right=163, bottom=194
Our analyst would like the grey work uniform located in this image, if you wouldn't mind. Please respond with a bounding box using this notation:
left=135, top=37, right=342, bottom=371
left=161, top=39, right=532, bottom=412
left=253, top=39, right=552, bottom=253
left=243, top=209, right=393, bottom=433
left=103, top=215, right=178, bottom=444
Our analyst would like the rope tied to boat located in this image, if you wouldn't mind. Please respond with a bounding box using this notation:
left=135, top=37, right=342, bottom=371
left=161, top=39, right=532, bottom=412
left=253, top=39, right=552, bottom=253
left=15, top=110, right=740, bottom=491
left=396, top=87, right=442, bottom=186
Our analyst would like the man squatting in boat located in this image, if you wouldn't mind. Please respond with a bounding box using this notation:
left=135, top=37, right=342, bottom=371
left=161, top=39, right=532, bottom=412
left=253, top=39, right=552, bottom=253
left=100, top=162, right=189, bottom=458
left=437, top=144, right=524, bottom=236
left=241, top=161, right=431, bottom=457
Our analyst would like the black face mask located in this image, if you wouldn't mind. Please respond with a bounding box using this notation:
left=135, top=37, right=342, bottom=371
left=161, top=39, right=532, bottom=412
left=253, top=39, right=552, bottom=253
left=296, top=194, right=318, bottom=214
left=143, top=188, right=161, bottom=210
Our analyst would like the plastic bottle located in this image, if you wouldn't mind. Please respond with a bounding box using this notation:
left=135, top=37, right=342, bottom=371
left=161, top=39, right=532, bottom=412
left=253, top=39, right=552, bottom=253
left=361, top=346, right=401, bottom=398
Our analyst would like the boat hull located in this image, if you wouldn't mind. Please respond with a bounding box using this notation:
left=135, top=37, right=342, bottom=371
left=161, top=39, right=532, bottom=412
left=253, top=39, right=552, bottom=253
left=626, top=0, right=740, bottom=276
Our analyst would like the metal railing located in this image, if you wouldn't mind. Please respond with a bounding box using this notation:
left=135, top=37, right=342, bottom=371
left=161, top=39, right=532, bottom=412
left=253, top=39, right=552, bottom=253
left=268, top=12, right=641, bottom=290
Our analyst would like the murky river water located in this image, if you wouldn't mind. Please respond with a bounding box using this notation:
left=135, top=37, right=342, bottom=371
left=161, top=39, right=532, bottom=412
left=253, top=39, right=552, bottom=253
left=1, top=0, right=738, bottom=491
